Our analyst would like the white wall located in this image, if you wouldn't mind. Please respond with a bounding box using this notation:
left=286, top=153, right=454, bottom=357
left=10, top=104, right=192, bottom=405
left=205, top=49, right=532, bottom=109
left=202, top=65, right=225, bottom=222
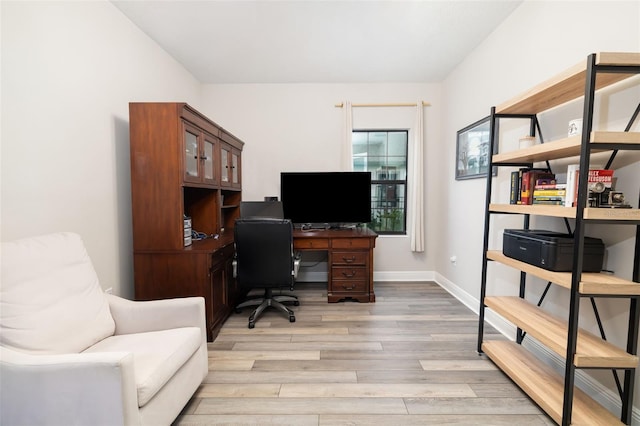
left=200, top=83, right=443, bottom=277
left=1, top=0, right=202, bottom=298
left=440, top=0, right=640, bottom=417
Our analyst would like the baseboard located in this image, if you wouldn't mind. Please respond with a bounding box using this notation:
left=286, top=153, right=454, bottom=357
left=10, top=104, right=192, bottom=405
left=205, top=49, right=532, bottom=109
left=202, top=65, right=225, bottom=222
left=434, top=272, right=640, bottom=425
left=374, top=270, right=435, bottom=282
left=296, top=270, right=435, bottom=283
left=296, top=271, right=327, bottom=282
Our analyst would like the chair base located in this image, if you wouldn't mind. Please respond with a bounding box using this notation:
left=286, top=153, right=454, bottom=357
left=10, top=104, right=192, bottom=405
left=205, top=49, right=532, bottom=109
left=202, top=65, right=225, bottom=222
left=235, top=288, right=299, bottom=328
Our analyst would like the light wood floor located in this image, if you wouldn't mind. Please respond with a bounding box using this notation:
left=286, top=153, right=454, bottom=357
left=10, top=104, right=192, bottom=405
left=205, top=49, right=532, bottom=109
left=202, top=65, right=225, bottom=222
left=174, top=281, right=554, bottom=425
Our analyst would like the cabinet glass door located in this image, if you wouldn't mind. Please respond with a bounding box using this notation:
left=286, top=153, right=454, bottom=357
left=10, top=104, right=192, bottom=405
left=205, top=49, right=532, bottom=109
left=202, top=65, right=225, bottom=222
left=203, top=135, right=216, bottom=184
left=220, top=146, right=230, bottom=184
left=184, top=125, right=200, bottom=182
left=231, top=152, right=239, bottom=186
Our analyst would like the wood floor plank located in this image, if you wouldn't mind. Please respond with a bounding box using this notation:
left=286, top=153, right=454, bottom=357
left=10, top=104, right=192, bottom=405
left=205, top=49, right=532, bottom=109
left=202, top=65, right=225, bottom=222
left=405, top=396, right=545, bottom=415
left=318, top=414, right=554, bottom=425
left=207, top=359, right=254, bottom=371
left=230, top=341, right=383, bottom=351
left=176, top=414, right=318, bottom=426
left=175, top=414, right=319, bottom=426
left=321, top=350, right=486, bottom=361
left=193, top=397, right=409, bottom=415
left=205, top=370, right=359, bottom=384
left=209, top=350, right=320, bottom=360
left=278, top=383, right=476, bottom=398
left=195, top=383, right=281, bottom=397
left=356, top=369, right=513, bottom=384
left=419, top=359, right=498, bottom=370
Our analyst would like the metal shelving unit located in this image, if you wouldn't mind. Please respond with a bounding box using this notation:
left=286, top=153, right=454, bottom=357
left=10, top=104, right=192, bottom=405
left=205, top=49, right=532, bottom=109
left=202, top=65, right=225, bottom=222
left=476, top=52, right=640, bottom=425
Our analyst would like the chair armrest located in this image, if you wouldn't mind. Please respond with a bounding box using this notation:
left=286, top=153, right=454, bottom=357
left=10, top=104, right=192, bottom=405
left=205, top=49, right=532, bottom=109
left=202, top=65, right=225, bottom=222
left=107, top=295, right=206, bottom=342
left=0, top=346, right=140, bottom=426
left=293, top=251, right=302, bottom=278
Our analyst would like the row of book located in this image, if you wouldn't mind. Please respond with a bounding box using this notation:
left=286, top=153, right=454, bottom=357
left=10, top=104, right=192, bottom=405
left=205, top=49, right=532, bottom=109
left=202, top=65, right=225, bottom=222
left=509, top=166, right=614, bottom=207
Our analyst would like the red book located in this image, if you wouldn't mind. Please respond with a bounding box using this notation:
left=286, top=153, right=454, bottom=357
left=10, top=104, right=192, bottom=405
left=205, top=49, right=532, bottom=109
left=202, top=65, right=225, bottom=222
left=521, top=171, right=555, bottom=205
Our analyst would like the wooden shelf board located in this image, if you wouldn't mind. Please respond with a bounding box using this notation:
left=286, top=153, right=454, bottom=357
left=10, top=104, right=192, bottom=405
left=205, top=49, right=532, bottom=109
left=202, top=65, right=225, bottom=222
left=496, top=52, right=639, bottom=115
left=485, top=296, right=638, bottom=368
left=482, top=340, right=624, bottom=425
left=493, top=132, right=640, bottom=164
left=487, top=250, right=640, bottom=296
left=489, top=203, right=640, bottom=221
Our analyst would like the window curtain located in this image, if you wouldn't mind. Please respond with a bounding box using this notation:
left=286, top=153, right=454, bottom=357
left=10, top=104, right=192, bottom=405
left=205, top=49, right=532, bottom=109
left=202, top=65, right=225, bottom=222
left=410, top=102, right=425, bottom=252
left=342, top=101, right=353, bottom=170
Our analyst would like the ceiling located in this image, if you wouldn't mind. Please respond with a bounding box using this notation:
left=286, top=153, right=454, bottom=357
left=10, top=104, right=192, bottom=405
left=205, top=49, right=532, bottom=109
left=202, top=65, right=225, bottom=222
left=112, top=0, right=522, bottom=84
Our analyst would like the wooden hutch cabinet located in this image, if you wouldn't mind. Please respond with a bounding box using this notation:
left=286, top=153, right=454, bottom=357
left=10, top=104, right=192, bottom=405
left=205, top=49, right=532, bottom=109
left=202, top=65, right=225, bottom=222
left=129, top=102, right=244, bottom=341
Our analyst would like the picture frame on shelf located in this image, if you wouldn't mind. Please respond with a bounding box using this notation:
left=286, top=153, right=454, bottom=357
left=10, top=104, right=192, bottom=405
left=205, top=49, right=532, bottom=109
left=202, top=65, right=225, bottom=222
left=455, top=115, right=498, bottom=180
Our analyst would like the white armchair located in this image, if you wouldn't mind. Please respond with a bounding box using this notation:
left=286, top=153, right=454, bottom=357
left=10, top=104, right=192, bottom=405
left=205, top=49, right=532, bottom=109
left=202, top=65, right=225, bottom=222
left=0, top=232, right=208, bottom=426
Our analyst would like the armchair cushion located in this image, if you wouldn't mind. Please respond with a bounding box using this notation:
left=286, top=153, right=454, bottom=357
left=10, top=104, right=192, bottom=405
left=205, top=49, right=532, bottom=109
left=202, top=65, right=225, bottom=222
left=1, top=232, right=115, bottom=354
left=83, top=327, right=202, bottom=407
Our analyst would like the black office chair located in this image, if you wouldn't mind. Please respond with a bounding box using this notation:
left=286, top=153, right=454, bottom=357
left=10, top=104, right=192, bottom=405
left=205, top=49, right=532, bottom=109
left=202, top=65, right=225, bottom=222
left=233, top=218, right=300, bottom=328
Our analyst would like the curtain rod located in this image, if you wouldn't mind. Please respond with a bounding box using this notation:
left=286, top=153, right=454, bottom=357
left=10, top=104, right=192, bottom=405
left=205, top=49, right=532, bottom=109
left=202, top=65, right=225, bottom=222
left=334, top=101, right=431, bottom=108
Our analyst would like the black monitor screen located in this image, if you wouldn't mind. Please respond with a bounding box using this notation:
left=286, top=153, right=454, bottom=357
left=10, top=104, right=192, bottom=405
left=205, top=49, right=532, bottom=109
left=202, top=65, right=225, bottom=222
left=280, top=172, right=372, bottom=226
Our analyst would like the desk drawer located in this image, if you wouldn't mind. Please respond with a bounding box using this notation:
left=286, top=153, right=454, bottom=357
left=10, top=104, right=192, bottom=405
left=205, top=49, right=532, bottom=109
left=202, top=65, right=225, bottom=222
left=332, top=238, right=371, bottom=249
left=331, top=280, right=367, bottom=294
left=332, top=266, right=367, bottom=281
left=332, top=251, right=367, bottom=266
left=294, top=238, right=330, bottom=250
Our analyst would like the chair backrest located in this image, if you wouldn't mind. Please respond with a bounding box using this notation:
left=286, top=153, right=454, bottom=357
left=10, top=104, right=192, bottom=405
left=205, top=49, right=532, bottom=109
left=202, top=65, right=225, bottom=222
left=0, top=232, right=115, bottom=354
left=240, top=201, right=284, bottom=219
left=234, top=219, right=294, bottom=289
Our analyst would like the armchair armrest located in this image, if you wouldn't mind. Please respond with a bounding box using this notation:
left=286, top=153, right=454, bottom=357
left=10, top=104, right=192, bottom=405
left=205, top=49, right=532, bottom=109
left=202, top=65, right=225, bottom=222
left=107, top=295, right=206, bottom=342
left=0, top=346, right=140, bottom=426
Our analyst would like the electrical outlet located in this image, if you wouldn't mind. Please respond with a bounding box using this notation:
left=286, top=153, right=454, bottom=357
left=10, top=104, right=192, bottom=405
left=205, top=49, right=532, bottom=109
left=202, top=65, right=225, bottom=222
left=450, top=255, right=457, bottom=266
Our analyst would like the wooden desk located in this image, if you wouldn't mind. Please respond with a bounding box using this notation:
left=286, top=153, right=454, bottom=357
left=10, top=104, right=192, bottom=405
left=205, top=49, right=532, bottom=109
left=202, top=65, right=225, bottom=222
left=293, top=228, right=378, bottom=302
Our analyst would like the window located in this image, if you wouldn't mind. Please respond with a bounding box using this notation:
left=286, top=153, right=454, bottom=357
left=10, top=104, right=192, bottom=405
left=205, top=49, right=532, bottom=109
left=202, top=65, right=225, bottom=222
left=352, top=130, right=408, bottom=234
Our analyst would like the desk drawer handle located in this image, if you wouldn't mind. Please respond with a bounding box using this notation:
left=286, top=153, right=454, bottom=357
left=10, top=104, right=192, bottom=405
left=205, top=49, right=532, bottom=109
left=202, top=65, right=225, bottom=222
left=342, top=256, right=357, bottom=263
left=341, top=284, right=355, bottom=291
left=341, top=270, right=357, bottom=278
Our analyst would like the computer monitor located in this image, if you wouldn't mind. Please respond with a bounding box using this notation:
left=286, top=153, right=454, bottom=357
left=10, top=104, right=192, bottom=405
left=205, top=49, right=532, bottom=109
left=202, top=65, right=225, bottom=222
left=280, top=171, right=372, bottom=227
left=240, top=201, right=284, bottom=219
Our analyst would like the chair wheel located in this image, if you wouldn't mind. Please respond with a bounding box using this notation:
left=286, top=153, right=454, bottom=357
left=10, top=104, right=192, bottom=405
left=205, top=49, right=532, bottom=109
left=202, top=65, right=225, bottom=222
left=289, top=316, right=295, bottom=323
left=248, top=322, right=255, bottom=329
left=293, top=301, right=300, bottom=306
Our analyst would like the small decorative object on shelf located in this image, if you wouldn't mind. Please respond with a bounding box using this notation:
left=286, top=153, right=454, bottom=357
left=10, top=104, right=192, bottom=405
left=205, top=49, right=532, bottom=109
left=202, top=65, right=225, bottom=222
left=568, top=118, right=583, bottom=136
left=519, top=135, right=536, bottom=149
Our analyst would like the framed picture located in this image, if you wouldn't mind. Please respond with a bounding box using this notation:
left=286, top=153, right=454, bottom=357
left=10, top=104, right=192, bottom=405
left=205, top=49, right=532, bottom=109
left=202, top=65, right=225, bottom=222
left=455, top=116, right=498, bottom=180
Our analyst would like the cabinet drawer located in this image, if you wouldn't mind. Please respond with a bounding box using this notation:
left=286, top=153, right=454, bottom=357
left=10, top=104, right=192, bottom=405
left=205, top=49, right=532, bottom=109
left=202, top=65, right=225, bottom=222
left=332, top=238, right=371, bottom=249
left=332, top=251, right=368, bottom=266
left=294, top=238, right=329, bottom=250
left=332, top=266, right=367, bottom=281
left=331, top=280, right=367, bottom=293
